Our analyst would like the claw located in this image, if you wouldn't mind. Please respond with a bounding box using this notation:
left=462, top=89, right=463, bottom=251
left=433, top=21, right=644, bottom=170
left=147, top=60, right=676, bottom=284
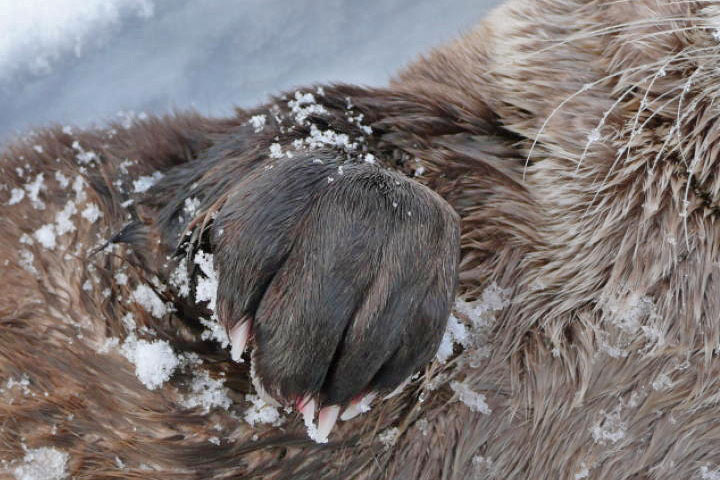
left=298, top=394, right=316, bottom=427
left=229, top=321, right=251, bottom=362
left=340, top=392, right=376, bottom=421
left=316, top=405, right=340, bottom=441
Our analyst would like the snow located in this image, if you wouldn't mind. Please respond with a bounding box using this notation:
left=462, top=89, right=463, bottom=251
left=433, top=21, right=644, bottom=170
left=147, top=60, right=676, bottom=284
left=33, top=224, right=56, bottom=249
left=194, top=251, right=218, bottom=312
left=8, top=188, right=25, bottom=205
left=71, top=175, right=86, bottom=202
left=436, top=283, right=510, bottom=363
left=54, top=171, right=70, bottom=188
left=652, top=373, right=672, bottom=391
left=120, top=336, right=179, bottom=390
left=114, top=272, right=128, bottom=285
left=182, top=370, right=231, bottom=413
left=132, top=171, right=164, bottom=193
left=591, top=407, right=626, bottom=444
left=575, top=464, right=590, bottom=479
left=269, top=143, right=283, bottom=159
left=24, top=174, right=46, bottom=209
left=132, top=284, right=168, bottom=318
left=287, top=91, right=327, bottom=124
left=81, top=203, right=103, bottom=223
left=0, top=0, right=154, bottom=81
left=72, top=141, right=98, bottom=164
left=243, top=394, right=282, bottom=427
left=436, top=314, right=468, bottom=363
left=55, top=201, right=77, bottom=235
left=168, top=258, right=190, bottom=297
left=701, top=465, right=720, bottom=480
left=12, top=447, right=69, bottom=480
left=199, top=317, right=230, bottom=348
left=2, top=374, right=32, bottom=396
left=182, top=197, right=200, bottom=219
left=249, top=114, right=266, bottom=133
left=377, top=427, right=400, bottom=448
left=450, top=381, right=491, bottom=414
left=304, top=124, right=355, bottom=151
left=18, top=250, right=37, bottom=274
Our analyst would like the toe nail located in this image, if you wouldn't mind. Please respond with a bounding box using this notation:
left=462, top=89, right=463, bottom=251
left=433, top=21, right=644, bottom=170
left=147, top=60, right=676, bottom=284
left=317, top=405, right=340, bottom=441
left=340, top=392, right=376, bottom=421
left=230, top=321, right=251, bottom=362
left=299, top=395, right=316, bottom=427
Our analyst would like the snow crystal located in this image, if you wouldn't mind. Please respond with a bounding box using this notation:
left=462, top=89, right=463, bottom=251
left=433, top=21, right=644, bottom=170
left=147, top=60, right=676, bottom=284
left=652, top=373, right=672, bottom=391
left=248, top=114, right=266, bottom=133
left=713, top=28, right=720, bottom=42
left=54, top=171, right=69, bottom=188
left=114, top=272, right=128, bottom=286
left=71, top=175, right=86, bottom=202
left=132, top=171, right=164, bottom=193
left=304, top=124, right=355, bottom=151
left=287, top=91, right=327, bottom=124
left=81, top=203, right=103, bottom=223
left=199, top=317, right=230, bottom=348
left=33, top=224, right=56, bottom=249
left=3, top=374, right=31, bottom=396
left=701, top=465, right=720, bottom=480
left=182, top=370, right=231, bottom=413
left=436, top=314, right=468, bottom=363
left=194, top=251, right=218, bottom=312
left=169, top=258, right=190, bottom=297
left=121, top=336, right=179, bottom=390
left=586, top=128, right=601, bottom=144
left=24, top=174, right=46, bottom=209
left=244, top=394, right=282, bottom=427
left=603, top=293, right=655, bottom=334
left=269, top=143, right=283, bottom=159
left=364, top=153, right=376, bottom=164
left=132, top=284, right=168, bottom=318
left=574, top=464, right=590, bottom=479
left=183, top=197, right=200, bottom=218
left=8, top=188, right=25, bottom=205
left=12, top=447, right=69, bottom=480
left=377, top=427, right=400, bottom=449
left=121, top=312, right=136, bottom=331
left=55, top=201, right=77, bottom=235
left=591, top=407, right=626, bottom=444
left=75, top=149, right=98, bottom=165
left=18, top=250, right=37, bottom=274
left=450, top=381, right=491, bottom=414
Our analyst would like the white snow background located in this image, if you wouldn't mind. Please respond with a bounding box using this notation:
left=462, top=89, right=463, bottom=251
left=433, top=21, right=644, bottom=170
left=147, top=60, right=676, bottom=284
left=0, top=0, right=499, bottom=140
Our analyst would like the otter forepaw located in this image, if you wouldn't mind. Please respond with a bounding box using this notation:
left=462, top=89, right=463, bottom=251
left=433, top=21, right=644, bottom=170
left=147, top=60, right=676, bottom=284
left=213, top=153, right=459, bottom=440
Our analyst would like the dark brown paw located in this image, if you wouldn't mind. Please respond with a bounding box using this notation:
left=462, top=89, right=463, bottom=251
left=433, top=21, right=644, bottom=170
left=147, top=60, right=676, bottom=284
left=213, top=153, right=459, bottom=439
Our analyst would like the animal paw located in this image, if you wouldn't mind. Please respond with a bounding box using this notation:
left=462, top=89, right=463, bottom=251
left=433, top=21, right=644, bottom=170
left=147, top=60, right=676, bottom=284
left=212, top=153, right=460, bottom=440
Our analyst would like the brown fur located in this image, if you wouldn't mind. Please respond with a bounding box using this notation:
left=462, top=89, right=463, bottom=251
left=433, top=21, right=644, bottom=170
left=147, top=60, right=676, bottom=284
left=3, top=0, right=720, bottom=478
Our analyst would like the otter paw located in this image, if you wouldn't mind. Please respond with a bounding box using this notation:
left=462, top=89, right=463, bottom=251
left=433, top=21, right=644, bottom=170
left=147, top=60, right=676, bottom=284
left=213, top=153, right=459, bottom=440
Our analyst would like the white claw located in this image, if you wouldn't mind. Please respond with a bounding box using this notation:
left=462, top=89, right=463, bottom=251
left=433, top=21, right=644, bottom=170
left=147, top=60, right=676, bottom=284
left=299, top=395, right=316, bottom=427
left=340, top=392, right=376, bottom=421
left=229, top=321, right=251, bottom=362
left=316, top=405, right=340, bottom=441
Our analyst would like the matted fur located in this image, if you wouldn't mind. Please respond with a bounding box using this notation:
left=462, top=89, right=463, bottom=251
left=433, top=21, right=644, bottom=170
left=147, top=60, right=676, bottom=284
left=3, top=0, right=720, bottom=478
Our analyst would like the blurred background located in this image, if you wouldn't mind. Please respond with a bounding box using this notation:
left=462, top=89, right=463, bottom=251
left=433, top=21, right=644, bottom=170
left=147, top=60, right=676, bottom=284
left=0, top=0, right=500, bottom=140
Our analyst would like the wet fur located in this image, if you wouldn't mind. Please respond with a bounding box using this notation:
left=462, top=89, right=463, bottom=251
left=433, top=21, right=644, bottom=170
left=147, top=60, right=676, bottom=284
left=3, top=0, right=720, bottom=478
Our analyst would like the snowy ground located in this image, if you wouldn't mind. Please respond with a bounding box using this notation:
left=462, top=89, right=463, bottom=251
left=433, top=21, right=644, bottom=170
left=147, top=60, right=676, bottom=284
left=0, top=0, right=499, bottom=140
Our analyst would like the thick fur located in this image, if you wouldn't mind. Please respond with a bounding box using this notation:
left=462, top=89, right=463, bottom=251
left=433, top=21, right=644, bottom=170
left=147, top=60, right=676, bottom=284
left=3, top=0, right=720, bottom=478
